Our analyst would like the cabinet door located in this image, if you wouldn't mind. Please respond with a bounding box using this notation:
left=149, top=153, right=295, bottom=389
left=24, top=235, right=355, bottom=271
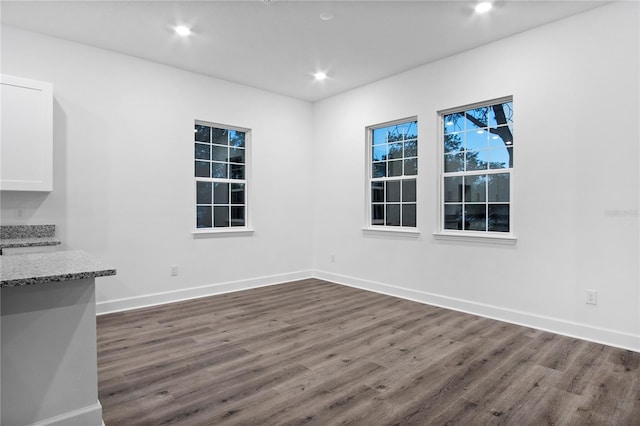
left=1, top=74, right=53, bottom=191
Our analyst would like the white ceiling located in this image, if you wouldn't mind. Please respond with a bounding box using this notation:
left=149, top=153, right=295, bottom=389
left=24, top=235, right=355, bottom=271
left=1, top=0, right=608, bottom=102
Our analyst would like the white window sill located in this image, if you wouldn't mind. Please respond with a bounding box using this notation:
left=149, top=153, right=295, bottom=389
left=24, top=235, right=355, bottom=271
left=193, top=228, right=255, bottom=238
left=362, top=227, right=421, bottom=238
left=432, top=231, right=517, bottom=245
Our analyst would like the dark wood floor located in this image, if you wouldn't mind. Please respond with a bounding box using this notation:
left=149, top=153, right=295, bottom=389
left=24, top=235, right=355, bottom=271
left=97, top=279, right=640, bottom=425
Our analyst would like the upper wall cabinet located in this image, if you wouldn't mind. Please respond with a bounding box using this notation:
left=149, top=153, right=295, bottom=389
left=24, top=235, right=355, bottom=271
left=1, top=74, right=53, bottom=191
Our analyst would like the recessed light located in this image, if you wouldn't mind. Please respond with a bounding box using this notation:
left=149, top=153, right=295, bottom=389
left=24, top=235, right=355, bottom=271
left=445, top=121, right=454, bottom=126
left=476, top=130, right=484, bottom=134
left=314, top=72, right=327, bottom=81
left=475, top=2, right=492, bottom=14
left=175, top=25, right=191, bottom=37
left=320, top=11, right=334, bottom=21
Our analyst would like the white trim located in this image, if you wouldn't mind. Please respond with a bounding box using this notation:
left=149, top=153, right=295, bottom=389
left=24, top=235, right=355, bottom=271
left=29, top=402, right=102, bottom=426
left=432, top=231, right=516, bottom=245
left=193, top=228, right=254, bottom=237
left=362, top=227, right=421, bottom=238
left=312, top=270, right=640, bottom=353
left=96, top=270, right=312, bottom=315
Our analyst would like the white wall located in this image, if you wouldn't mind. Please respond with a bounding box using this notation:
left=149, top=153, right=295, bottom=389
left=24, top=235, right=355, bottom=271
left=1, top=3, right=638, bottom=351
left=311, top=2, right=640, bottom=351
left=0, top=26, right=314, bottom=311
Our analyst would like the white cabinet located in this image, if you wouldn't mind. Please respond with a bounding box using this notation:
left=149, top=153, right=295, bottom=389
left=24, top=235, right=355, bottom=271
left=1, top=74, right=53, bottom=191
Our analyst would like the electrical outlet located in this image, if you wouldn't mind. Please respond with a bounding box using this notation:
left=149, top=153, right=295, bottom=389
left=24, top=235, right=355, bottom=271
left=586, top=290, right=598, bottom=305
left=330, top=254, right=336, bottom=263
left=15, top=208, right=25, bottom=219
left=170, top=265, right=178, bottom=276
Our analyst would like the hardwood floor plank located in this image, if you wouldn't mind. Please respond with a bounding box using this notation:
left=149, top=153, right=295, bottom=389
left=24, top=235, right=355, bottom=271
left=98, top=280, right=640, bottom=425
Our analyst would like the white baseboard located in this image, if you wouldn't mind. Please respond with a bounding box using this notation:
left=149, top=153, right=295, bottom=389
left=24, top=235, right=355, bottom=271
left=313, top=270, right=640, bottom=353
left=96, top=270, right=313, bottom=315
left=30, top=402, right=102, bottom=426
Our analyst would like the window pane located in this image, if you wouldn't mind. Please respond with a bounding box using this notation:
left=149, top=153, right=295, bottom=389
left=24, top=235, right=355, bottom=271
left=230, top=206, right=245, bottom=227
left=488, top=204, right=509, bottom=232
left=195, top=125, right=210, bottom=143
left=214, top=182, right=229, bottom=204
left=404, top=140, right=417, bottom=157
left=489, top=102, right=513, bottom=127
left=372, top=162, right=386, bottom=178
left=489, top=126, right=514, bottom=148
left=195, top=143, right=210, bottom=160
left=214, top=206, right=229, bottom=227
left=372, top=204, right=384, bottom=225
left=196, top=206, right=212, bottom=228
left=386, top=204, right=400, bottom=226
left=231, top=183, right=245, bottom=204
left=388, top=126, right=403, bottom=142
left=230, top=164, right=245, bottom=180
left=465, top=150, right=489, bottom=171
left=404, top=158, right=417, bottom=176
left=196, top=181, right=212, bottom=205
left=444, top=176, right=462, bottom=202
left=373, top=128, right=387, bottom=145
left=211, top=128, right=228, bottom=145
left=371, top=181, right=384, bottom=203
left=212, top=145, right=228, bottom=162
left=402, top=204, right=416, bottom=227
left=386, top=180, right=400, bottom=202
left=372, top=145, right=387, bottom=162
left=465, top=175, right=486, bottom=203
left=395, top=122, right=410, bottom=140
left=388, top=143, right=403, bottom=159
left=489, top=148, right=511, bottom=169
left=488, top=173, right=510, bottom=202
left=444, top=133, right=463, bottom=153
left=465, top=130, right=489, bottom=151
left=195, top=161, right=210, bottom=178
left=229, top=130, right=245, bottom=148
left=444, top=153, right=464, bottom=173
left=388, top=160, right=403, bottom=177
left=212, top=162, right=228, bottom=179
left=465, top=107, right=489, bottom=129
left=444, top=113, right=463, bottom=134
left=405, top=121, right=417, bottom=140
left=444, top=204, right=462, bottom=230
left=230, top=147, right=245, bottom=164
left=465, top=204, right=486, bottom=231
left=402, top=179, right=416, bottom=203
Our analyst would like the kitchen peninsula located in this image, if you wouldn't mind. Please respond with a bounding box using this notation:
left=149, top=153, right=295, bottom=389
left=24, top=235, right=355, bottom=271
left=1, top=249, right=115, bottom=426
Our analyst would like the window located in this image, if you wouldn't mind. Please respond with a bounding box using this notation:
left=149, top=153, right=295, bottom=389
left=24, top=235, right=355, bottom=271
left=368, top=118, right=418, bottom=228
left=194, top=121, right=248, bottom=230
left=440, top=98, right=513, bottom=234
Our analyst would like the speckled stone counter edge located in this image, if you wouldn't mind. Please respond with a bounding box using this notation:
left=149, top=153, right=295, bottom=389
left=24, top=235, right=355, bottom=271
left=0, top=250, right=116, bottom=288
left=0, top=224, right=55, bottom=239
left=0, top=270, right=116, bottom=288
left=0, top=237, right=61, bottom=249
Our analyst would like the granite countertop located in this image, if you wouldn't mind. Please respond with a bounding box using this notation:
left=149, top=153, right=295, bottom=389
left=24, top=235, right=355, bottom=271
left=0, top=224, right=61, bottom=250
left=0, top=236, right=62, bottom=249
left=0, top=250, right=116, bottom=288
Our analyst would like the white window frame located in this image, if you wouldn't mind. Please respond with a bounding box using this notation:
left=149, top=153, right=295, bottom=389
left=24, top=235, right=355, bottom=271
left=433, top=97, right=516, bottom=245
left=193, top=120, right=253, bottom=237
left=363, top=116, right=420, bottom=237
